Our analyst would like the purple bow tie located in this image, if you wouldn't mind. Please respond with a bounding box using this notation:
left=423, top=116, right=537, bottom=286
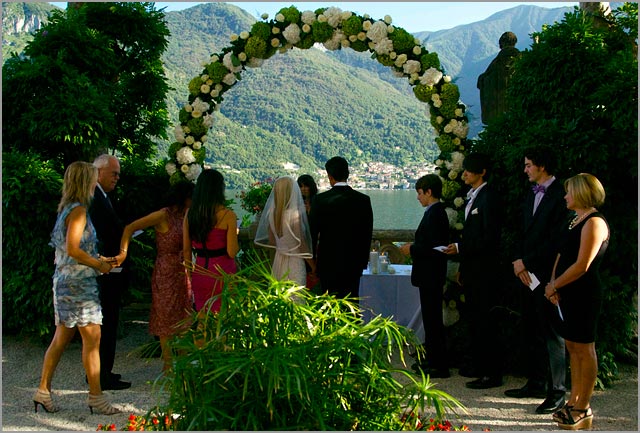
left=532, top=184, right=547, bottom=194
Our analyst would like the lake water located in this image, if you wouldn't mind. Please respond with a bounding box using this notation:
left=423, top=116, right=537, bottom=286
left=228, top=189, right=422, bottom=230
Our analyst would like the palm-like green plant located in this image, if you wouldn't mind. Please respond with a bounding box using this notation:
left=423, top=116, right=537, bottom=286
left=154, top=259, right=466, bottom=430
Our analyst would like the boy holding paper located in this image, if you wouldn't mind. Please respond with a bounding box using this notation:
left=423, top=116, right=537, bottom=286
left=399, top=174, right=450, bottom=378
left=505, top=146, right=572, bottom=414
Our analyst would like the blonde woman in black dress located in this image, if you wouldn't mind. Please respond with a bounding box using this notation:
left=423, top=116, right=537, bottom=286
left=544, top=173, right=609, bottom=430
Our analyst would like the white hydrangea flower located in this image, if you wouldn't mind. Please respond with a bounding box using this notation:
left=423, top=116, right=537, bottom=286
left=341, top=11, right=352, bottom=20
left=453, top=120, right=469, bottom=139
left=201, top=113, right=213, bottom=127
left=451, top=151, right=465, bottom=171
left=200, top=84, right=210, bottom=94
left=324, top=29, right=345, bottom=51
left=246, top=57, right=264, bottom=68
left=367, top=20, right=388, bottom=43
left=240, top=31, right=250, bottom=39
left=445, top=207, right=459, bottom=228
left=454, top=197, right=465, bottom=208
left=180, top=164, right=190, bottom=174
left=174, top=125, right=185, bottom=143
left=301, top=10, right=316, bottom=25
left=362, top=20, right=372, bottom=31
left=192, top=98, right=210, bottom=113
left=223, top=73, right=237, bottom=86
left=445, top=160, right=453, bottom=170
left=185, top=136, right=195, bottom=145
left=413, top=45, right=422, bottom=55
left=193, top=141, right=202, bottom=150
left=275, top=13, right=285, bottom=22
left=420, top=67, right=443, bottom=86
left=394, top=53, right=408, bottom=67
left=323, top=7, right=344, bottom=27
left=374, top=37, right=394, bottom=55
left=384, top=15, right=392, bottom=24
left=302, top=23, right=311, bottom=33
left=223, top=52, right=242, bottom=73
left=176, top=146, right=196, bottom=165
left=238, top=52, right=247, bottom=62
left=403, top=60, right=421, bottom=75
left=283, top=23, right=301, bottom=44
left=165, top=162, right=177, bottom=176
left=186, top=163, right=202, bottom=181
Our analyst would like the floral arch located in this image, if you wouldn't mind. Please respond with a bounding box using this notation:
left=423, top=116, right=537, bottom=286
left=166, top=5, right=469, bottom=231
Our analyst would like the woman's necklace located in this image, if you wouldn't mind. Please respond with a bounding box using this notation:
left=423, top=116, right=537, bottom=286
left=569, top=207, right=597, bottom=230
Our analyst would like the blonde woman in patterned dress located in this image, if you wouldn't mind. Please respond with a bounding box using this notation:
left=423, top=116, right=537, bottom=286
left=33, top=161, right=120, bottom=416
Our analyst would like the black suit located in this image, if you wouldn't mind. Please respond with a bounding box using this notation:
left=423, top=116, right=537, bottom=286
left=458, top=184, right=502, bottom=379
left=409, top=201, right=449, bottom=370
left=515, top=179, right=570, bottom=394
left=309, top=185, right=373, bottom=299
left=89, top=187, right=128, bottom=382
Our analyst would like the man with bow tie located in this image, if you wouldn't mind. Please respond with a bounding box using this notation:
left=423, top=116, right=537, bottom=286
left=444, top=152, right=503, bottom=389
left=504, top=146, right=571, bottom=414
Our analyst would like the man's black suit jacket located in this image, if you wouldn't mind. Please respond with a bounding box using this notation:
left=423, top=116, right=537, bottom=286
left=515, top=179, right=571, bottom=283
left=89, top=187, right=124, bottom=257
left=309, top=185, right=373, bottom=296
left=410, top=201, right=449, bottom=289
left=459, top=184, right=502, bottom=285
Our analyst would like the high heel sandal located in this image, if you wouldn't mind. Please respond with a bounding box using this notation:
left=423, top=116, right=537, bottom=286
left=557, top=407, right=593, bottom=430
left=553, top=403, right=573, bottom=423
left=33, top=389, right=58, bottom=413
left=87, top=393, right=121, bottom=415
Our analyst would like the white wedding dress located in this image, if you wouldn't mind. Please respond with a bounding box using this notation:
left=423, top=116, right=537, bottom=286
left=254, top=177, right=313, bottom=288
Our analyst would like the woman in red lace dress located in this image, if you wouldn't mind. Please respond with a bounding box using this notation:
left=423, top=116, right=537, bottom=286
left=183, top=169, right=239, bottom=312
left=118, top=181, right=194, bottom=372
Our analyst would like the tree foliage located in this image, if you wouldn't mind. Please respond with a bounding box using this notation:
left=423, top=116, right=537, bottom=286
left=2, top=2, right=171, bottom=166
left=471, top=3, right=638, bottom=378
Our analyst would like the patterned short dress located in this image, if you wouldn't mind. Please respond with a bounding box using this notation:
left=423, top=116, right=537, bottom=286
left=49, top=202, right=102, bottom=327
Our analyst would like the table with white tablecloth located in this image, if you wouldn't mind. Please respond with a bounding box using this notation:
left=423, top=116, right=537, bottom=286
left=358, top=264, right=424, bottom=343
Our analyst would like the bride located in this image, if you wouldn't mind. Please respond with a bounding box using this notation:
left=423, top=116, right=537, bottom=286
left=254, top=176, right=316, bottom=287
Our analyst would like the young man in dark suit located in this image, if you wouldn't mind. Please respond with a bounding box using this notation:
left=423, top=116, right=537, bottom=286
left=444, top=152, right=503, bottom=389
left=89, top=154, right=131, bottom=390
left=400, top=174, right=450, bottom=378
left=505, top=146, right=570, bottom=414
left=309, top=156, right=373, bottom=299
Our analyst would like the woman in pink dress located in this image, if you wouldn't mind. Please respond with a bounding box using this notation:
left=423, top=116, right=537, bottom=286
left=117, top=181, right=194, bottom=371
left=183, top=169, right=239, bottom=312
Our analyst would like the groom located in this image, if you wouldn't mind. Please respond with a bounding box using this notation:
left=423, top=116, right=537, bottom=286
left=309, top=156, right=373, bottom=299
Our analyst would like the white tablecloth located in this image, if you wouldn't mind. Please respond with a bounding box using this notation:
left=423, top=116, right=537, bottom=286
left=358, top=264, right=424, bottom=343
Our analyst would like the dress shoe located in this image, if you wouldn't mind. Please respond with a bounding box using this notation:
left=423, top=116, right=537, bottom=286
left=504, top=383, right=547, bottom=399
left=536, top=392, right=565, bottom=414
left=101, top=378, right=131, bottom=390
left=465, top=376, right=503, bottom=389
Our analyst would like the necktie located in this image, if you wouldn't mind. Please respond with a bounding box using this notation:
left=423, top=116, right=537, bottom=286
left=532, top=184, right=547, bottom=194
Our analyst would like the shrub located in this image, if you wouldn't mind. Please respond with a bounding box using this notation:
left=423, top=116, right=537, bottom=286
left=152, top=261, right=467, bottom=430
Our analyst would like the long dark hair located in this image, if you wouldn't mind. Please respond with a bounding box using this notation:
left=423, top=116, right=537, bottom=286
left=296, top=174, right=318, bottom=198
left=188, top=169, right=226, bottom=244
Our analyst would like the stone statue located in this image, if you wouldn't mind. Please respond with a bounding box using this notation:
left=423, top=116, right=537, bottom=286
left=477, top=32, right=521, bottom=125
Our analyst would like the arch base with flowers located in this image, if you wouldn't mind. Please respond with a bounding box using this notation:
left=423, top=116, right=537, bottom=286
left=166, top=5, right=471, bottom=232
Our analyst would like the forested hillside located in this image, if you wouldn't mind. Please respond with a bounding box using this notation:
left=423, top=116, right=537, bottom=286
left=2, top=1, right=572, bottom=187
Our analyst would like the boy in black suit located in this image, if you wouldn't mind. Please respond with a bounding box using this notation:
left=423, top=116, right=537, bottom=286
left=505, top=146, right=570, bottom=414
left=309, top=156, right=373, bottom=299
left=444, top=152, right=503, bottom=389
left=400, top=174, right=450, bottom=378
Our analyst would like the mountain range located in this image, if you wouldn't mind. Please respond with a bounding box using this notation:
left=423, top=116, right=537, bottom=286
left=2, top=2, right=573, bottom=187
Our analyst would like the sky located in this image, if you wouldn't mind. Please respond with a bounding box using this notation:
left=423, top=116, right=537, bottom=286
left=153, top=1, right=578, bottom=32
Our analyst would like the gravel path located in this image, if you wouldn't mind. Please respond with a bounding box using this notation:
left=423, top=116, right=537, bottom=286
left=2, top=309, right=637, bottom=431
